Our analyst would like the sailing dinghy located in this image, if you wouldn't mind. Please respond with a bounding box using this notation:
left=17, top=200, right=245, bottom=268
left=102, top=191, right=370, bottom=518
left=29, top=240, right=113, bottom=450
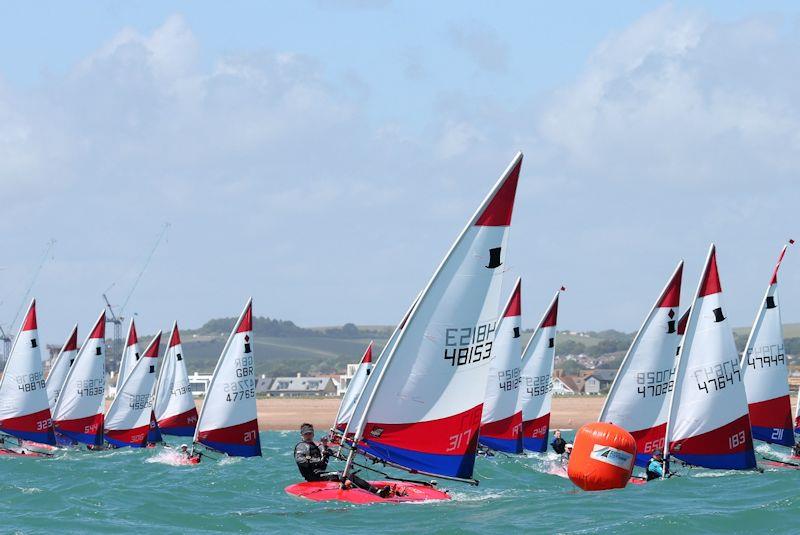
left=479, top=278, right=523, bottom=453
left=192, top=299, right=260, bottom=457
left=740, top=241, right=794, bottom=446
left=0, top=300, right=56, bottom=452
left=52, top=311, right=107, bottom=447
left=287, top=152, right=522, bottom=503
left=154, top=322, right=198, bottom=437
left=518, top=288, right=561, bottom=452
left=332, top=341, right=373, bottom=434
left=105, top=332, right=162, bottom=447
left=599, top=262, right=683, bottom=466
left=45, top=325, right=79, bottom=409
left=665, top=245, right=756, bottom=470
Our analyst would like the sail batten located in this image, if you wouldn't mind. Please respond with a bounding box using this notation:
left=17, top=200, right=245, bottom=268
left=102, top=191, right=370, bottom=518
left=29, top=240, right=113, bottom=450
left=345, top=153, right=522, bottom=480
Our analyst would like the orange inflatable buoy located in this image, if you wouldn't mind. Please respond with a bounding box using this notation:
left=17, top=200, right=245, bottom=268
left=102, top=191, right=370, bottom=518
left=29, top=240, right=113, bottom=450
left=567, top=422, right=636, bottom=491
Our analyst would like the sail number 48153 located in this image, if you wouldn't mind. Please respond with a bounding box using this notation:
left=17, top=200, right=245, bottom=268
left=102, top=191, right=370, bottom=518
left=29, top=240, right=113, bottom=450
left=443, top=322, right=496, bottom=367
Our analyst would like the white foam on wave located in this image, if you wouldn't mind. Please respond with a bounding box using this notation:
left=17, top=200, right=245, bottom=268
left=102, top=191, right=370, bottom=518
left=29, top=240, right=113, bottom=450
left=145, top=450, right=198, bottom=467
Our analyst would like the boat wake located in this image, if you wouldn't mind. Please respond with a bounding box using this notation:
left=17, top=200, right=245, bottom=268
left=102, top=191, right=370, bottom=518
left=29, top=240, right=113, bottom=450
left=146, top=450, right=200, bottom=466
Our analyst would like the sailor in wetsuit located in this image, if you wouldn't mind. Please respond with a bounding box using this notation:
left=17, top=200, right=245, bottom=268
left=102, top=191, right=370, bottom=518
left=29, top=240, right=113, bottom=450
left=293, top=423, right=391, bottom=497
left=550, top=429, right=567, bottom=454
left=645, top=450, right=665, bottom=481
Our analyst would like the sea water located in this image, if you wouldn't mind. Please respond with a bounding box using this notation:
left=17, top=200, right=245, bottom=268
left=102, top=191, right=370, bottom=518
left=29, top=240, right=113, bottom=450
left=2, top=431, right=798, bottom=534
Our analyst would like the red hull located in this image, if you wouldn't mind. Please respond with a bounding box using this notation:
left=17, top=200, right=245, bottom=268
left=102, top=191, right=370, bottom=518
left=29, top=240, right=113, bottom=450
left=285, top=480, right=451, bottom=504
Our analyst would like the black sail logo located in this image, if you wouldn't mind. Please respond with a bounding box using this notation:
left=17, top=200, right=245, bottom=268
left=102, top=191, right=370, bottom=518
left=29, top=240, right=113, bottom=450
left=713, top=307, right=726, bottom=323
left=486, top=247, right=502, bottom=269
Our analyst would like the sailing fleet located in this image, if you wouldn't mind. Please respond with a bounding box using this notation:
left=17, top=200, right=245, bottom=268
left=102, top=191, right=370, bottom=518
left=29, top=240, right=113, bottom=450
left=0, top=152, right=797, bottom=500
left=0, top=299, right=257, bottom=459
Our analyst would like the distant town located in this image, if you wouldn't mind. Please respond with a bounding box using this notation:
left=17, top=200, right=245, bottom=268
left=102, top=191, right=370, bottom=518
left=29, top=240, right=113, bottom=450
left=29, top=313, right=800, bottom=399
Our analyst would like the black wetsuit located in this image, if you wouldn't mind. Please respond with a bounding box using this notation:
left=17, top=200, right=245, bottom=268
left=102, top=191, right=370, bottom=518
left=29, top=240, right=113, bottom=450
left=551, top=437, right=567, bottom=454
left=294, top=440, right=336, bottom=481
left=293, top=440, right=380, bottom=494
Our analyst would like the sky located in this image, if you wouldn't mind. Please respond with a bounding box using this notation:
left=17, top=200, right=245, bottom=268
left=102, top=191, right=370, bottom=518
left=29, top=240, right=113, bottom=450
left=2, top=1, right=800, bottom=343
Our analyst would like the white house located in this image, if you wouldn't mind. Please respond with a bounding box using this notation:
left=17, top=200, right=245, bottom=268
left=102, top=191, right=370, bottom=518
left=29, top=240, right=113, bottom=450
left=189, top=372, right=213, bottom=397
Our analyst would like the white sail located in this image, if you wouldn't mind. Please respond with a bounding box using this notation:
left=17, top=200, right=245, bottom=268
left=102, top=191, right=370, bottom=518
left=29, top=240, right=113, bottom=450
left=665, top=245, right=755, bottom=469
left=193, top=299, right=260, bottom=457
left=740, top=242, right=793, bottom=446
left=340, top=293, right=420, bottom=442
left=154, top=322, right=198, bottom=437
left=334, top=342, right=373, bottom=432
left=52, top=310, right=107, bottom=446
left=479, top=278, right=523, bottom=453
left=116, top=319, right=140, bottom=388
left=105, top=332, right=162, bottom=447
left=45, top=325, right=79, bottom=409
left=599, top=262, right=682, bottom=466
left=345, top=153, right=522, bottom=481
left=517, top=289, right=561, bottom=452
left=0, top=300, right=56, bottom=444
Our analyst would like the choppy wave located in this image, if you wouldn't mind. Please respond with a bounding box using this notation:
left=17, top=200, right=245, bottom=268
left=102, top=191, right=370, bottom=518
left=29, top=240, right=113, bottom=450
left=1, top=431, right=798, bottom=533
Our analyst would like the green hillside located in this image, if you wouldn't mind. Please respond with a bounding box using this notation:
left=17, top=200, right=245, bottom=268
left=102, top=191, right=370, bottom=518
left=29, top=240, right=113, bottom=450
left=105, top=315, right=800, bottom=379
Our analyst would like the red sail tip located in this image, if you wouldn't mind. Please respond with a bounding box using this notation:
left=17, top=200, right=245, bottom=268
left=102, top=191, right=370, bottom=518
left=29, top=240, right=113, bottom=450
left=770, top=243, right=791, bottom=285
left=64, top=326, right=79, bottom=351
left=90, top=311, right=106, bottom=339
left=560, top=286, right=566, bottom=291
left=169, top=324, right=182, bottom=348
left=503, top=279, right=522, bottom=318
left=236, top=300, right=253, bottom=333
left=144, top=333, right=162, bottom=358
left=658, top=262, right=683, bottom=308
left=361, top=342, right=373, bottom=364
left=127, top=321, right=138, bottom=346
left=677, top=307, right=691, bottom=335
left=699, top=246, right=722, bottom=297
left=540, top=294, right=560, bottom=328
left=21, top=300, right=37, bottom=332
left=475, top=153, right=522, bottom=227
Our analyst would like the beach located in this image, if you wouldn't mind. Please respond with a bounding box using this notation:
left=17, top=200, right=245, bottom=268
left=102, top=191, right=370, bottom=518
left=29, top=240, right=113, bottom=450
left=247, top=395, right=608, bottom=431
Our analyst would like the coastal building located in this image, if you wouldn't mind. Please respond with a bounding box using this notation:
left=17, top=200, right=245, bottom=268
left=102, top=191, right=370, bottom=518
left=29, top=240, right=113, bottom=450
left=582, top=369, right=616, bottom=394
left=189, top=372, right=213, bottom=397
left=337, top=363, right=361, bottom=396
left=266, top=374, right=338, bottom=397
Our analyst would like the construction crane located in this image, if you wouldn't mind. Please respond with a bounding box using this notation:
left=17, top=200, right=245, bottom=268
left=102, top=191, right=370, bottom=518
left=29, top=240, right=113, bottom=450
left=1, top=239, right=57, bottom=364
left=103, top=222, right=171, bottom=362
